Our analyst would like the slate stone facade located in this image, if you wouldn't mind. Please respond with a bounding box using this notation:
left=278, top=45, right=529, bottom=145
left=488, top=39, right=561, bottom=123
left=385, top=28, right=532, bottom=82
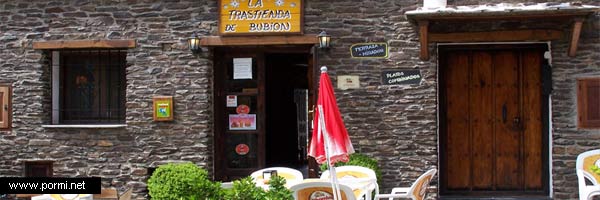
left=0, top=0, right=598, bottom=199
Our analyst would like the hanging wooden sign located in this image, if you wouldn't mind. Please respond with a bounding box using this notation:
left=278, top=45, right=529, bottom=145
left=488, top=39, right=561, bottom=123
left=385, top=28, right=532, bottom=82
left=219, top=0, right=303, bottom=35
left=350, top=43, right=388, bottom=58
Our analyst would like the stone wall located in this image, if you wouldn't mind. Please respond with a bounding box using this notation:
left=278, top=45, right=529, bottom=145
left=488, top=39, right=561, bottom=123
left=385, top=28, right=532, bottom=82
left=309, top=1, right=599, bottom=199
left=0, top=0, right=218, bottom=198
left=0, top=0, right=598, bottom=199
left=304, top=0, right=439, bottom=194
left=549, top=11, right=600, bottom=200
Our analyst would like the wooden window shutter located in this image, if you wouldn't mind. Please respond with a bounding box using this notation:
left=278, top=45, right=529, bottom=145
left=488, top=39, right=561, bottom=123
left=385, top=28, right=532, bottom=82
left=0, top=86, right=10, bottom=129
left=578, top=78, right=600, bottom=128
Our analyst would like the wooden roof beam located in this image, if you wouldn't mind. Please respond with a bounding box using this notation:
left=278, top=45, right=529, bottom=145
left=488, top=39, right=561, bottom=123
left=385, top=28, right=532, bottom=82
left=200, top=35, right=318, bottom=46
left=33, top=40, right=136, bottom=49
left=429, top=29, right=563, bottom=43
left=419, top=20, right=429, bottom=61
left=568, top=18, right=584, bottom=57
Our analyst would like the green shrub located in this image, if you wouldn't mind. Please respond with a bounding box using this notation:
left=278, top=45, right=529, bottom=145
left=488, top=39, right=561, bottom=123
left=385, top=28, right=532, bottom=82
left=591, top=165, right=600, bottom=176
left=223, top=175, right=294, bottom=200
left=320, top=153, right=383, bottom=186
left=147, top=163, right=222, bottom=200
left=223, top=177, right=265, bottom=200
left=265, top=175, right=293, bottom=200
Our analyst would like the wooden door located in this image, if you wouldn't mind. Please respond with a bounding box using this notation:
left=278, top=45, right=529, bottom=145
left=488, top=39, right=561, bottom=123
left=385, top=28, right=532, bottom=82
left=214, top=50, right=265, bottom=181
left=440, top=45, right=547, bottom=196
left=0, top=86, right=10, bottom=129
left=214, top=46, right=315, bottom=181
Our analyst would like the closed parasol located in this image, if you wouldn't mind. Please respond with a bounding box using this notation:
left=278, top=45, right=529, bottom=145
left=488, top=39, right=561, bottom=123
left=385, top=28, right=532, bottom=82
left=308, top=66, right=355, bottom=200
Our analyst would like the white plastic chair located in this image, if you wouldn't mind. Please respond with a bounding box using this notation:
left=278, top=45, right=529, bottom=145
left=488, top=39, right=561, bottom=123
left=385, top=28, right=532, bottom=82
left=374, top=169, right=437, bottom=200
left=250, top=167, right=304, bottom=188
left=321, top=166, right=378, bottom=200
left=32, top=194, right=93, bottom=200
left=31, top=195, right=52, bottom=200
left=290, top=180, right=357, bottom=200
left=577, top=149, right=600, bottom=200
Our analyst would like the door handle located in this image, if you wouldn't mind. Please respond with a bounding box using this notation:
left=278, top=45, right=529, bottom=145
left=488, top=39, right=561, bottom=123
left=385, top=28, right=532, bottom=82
left=513, top=117, right=520, bottom=125
left=502, top=104, right=507, bottom=123
left=3, top=105, right=7, bottom=111
left=513, top=117, right=523, bottom=131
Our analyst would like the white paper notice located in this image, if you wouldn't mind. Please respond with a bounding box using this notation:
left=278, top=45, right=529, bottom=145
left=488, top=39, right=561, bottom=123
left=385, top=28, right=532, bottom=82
left=226, top=95, right=237, bottom=107
left=337, top=75, right=360, bottom=90
left=233, top=58, right=252, bottom=79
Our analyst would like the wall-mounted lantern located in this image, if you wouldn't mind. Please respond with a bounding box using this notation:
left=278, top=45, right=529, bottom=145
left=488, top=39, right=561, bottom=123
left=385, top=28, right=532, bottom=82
left=188, top=33, right=201, bottom=54
left=318, top=31, right=331, bottom=49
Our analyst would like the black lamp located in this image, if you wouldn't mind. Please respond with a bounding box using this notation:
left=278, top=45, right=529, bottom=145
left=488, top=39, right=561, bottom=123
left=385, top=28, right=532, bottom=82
left=318, top=31, right=331, bottom=49
left=188, top=32, right=201, bottom=54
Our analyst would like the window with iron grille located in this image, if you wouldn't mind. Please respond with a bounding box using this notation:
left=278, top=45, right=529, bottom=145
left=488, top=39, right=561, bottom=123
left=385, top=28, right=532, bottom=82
left=53, top=50, right=126, bottom=124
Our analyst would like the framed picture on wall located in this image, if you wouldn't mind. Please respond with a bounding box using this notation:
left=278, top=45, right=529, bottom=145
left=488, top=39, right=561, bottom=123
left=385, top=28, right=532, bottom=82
left=153, top=96, right=173, bottom=121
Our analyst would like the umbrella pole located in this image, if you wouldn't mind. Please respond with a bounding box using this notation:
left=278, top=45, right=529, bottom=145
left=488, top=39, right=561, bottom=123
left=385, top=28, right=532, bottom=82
left=318, top=106, right=342, bottom=200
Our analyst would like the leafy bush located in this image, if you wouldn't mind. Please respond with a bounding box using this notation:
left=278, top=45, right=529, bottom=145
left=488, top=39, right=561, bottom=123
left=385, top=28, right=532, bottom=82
left=148, top=163, right=222, bottom=200
left=320, top=153, right=383, bottom=185
left=265, top=175, right=293, bottom=200
left=223, top=175, right=294, bottom=200
left=223, top=177, right=265, bottom=200
left=591, top=165, right=600, bottom=176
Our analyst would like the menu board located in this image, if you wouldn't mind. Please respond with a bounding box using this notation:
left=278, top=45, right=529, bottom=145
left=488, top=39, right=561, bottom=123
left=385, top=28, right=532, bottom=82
left=350, top=43, right=388, bottom=58
left=382, top=70, right=422, bottom=85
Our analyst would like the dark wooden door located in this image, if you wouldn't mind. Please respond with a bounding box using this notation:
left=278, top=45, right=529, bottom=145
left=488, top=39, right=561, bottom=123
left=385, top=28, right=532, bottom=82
left=440, top=45, right=547, bottom=196
left=0, top=86, right=10, bottom=129
left=214, top=50, right=266, bottom=181
left=214, top=46, right=315, bottom=181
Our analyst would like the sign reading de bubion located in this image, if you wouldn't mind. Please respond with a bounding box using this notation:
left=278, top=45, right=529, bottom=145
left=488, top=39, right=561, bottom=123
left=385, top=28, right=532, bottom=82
left=350, top=43, right=388, bottom=58
left=382, top=70, right=422, bottom=85
left=219, top=0, right=303, bottom=35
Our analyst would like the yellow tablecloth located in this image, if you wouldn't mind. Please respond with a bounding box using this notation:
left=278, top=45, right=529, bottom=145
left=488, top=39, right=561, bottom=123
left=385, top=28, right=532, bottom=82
left=48, top=194, right=92, bottom=200
left=254, top=172, right=300, bottom=189
left=295, top=178, right=374, bottom=198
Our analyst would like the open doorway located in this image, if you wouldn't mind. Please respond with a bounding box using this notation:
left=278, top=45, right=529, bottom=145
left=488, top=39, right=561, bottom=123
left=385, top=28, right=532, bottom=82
left=265, top=53, right=310, bottom=176
left=213, top=47, right=315, bottom=181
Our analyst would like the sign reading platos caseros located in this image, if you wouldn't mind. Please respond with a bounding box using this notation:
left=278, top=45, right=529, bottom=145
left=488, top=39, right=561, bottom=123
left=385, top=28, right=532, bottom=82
left=219, top=0, right=303, bottom=35
left=382, top=70, right=422, bottom=85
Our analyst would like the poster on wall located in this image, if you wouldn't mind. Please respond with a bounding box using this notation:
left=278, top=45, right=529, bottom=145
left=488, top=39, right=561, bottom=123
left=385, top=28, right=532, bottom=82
left=337, top=75, right=360, bottom=90
left=233, top=58, right=252, bottom=79
left=219, top=0, right=303, bottom=35
left=153, top=96, right=173, bottom=121
left=227, top=95, right=238, bottom=107
left=229, top=114, right=257, bottom=130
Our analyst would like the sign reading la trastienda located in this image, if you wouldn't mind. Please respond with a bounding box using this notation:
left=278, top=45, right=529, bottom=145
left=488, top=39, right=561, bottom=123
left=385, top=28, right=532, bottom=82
left=220, top=0, right=303, bottom=35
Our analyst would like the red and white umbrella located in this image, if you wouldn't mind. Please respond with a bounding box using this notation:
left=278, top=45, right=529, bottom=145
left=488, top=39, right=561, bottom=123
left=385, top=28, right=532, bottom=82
left=308, top=66, right=354, bottom=200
